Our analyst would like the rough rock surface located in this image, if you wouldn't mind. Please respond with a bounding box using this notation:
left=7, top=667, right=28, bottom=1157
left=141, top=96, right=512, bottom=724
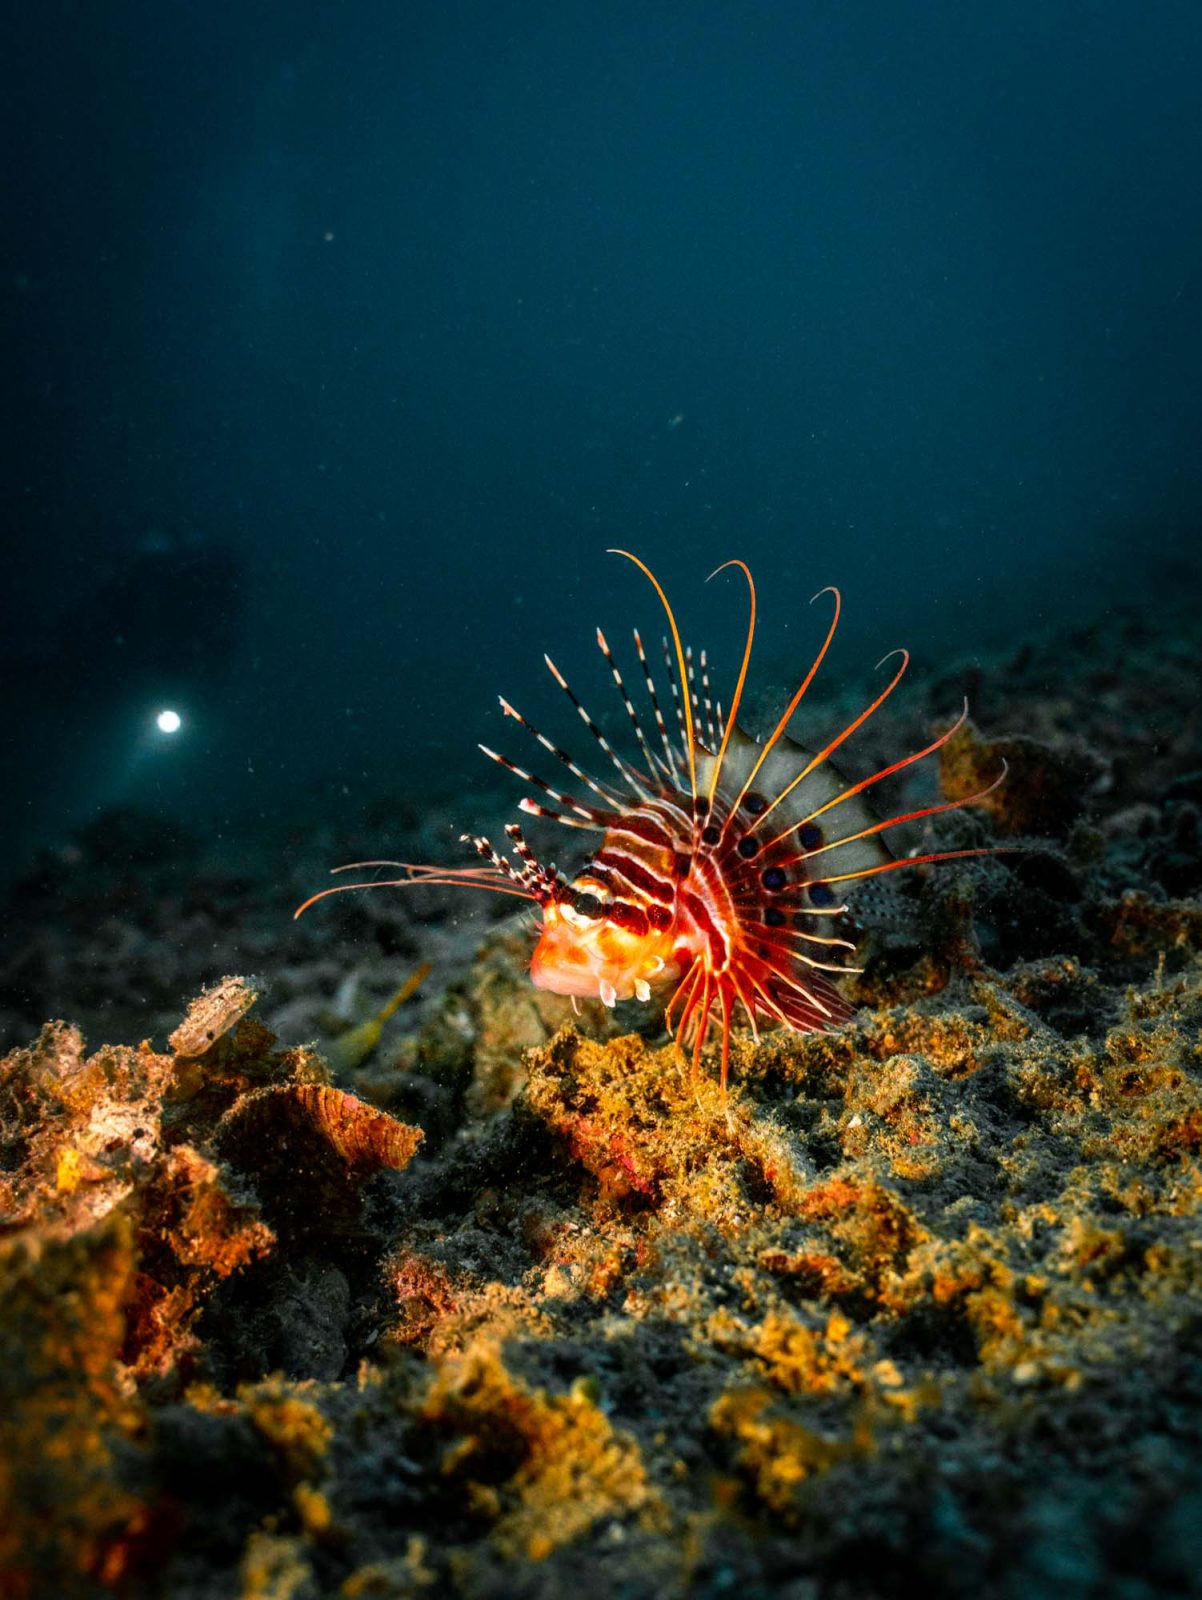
left=1, top=597, right=1200, bottom=1598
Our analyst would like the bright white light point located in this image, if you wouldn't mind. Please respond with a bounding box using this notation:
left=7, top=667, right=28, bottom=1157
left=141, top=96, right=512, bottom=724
left=156, top=709, right=182, bottom=734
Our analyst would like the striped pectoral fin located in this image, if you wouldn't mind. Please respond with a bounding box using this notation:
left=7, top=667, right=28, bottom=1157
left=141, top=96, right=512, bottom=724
left=768, top=968, right=854, bottom=1033
left=701, top=722, right=850, bottom=818
left=695, top=720, right=756, bottom=795
left=796, top=813, right=892, bottom=882
left=733, top=945, right=854, bottom=1036
left=706, top=722, right=890, bottom=875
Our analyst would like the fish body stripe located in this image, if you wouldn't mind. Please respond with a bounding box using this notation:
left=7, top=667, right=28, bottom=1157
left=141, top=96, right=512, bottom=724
left=591, top=790, right=745, bottom=971
left=593, top=845, right=676, bottom=904
left=589, top=792, right=703, bottom=902
left=605, top=809, right=677, bottom=851
left=680, top=887, right=732, bottom=971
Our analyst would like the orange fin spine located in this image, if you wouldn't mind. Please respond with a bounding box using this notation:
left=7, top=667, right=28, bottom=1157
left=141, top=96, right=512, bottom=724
left=705, top=559, right=756, bottom=809
left=743, top=968, right=799, bottom=1026
left=723, top=587, right=842, bottom=830
left=751, top=648, right=910, bottom=835
left=718, top=986, right=734, bottom=1096
left=741, top=932, right=862, bottom=975
left=674, top=964, right=710, bottom=1056
left=819, top=845, right=1015, bottom=887
left=727, top=969, right=761, bottom=1044
left=757, top=700, right=971, bottom=856
left=609, top=549, right=697, bottom=803
left=780, top=763, right=1009, bottom=869
left=665, top=956, right=703, bottom=1031
left=734, top=920, right=857, bottom=952
left=690, top=972, right=714, bottom=1081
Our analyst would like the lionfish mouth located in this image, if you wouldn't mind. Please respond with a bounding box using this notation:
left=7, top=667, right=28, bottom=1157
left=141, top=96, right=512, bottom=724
left=297, top=552, right=1006, bottom=1096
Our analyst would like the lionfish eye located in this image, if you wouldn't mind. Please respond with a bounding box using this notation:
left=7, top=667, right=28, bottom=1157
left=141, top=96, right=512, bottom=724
left=572, top=891, right=605, bottom=920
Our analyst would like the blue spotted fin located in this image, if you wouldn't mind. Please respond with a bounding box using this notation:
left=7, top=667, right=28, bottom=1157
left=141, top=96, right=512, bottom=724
left=695, top=721, right=892, bottom=882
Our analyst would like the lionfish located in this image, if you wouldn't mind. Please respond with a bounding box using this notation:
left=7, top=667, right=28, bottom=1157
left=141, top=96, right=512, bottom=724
left=298, top=553, right=1002, bottom=1094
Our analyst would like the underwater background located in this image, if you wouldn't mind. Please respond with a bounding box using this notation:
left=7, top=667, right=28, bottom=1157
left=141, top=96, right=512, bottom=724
left=4, top=0, right=1201, bottom=876
left=4, top=5, right=1202, bottom=1598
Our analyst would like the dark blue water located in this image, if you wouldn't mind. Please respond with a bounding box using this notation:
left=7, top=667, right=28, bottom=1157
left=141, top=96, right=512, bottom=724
left=4, top=0, right=1201, bottom=874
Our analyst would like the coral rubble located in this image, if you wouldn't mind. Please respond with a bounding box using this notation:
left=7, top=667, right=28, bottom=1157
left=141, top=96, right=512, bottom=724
left=0, top=980, right=421, bottom=1598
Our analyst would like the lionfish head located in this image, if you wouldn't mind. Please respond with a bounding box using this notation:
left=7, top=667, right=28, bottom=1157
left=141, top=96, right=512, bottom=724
left=528, top=874, right=678, bottom=1006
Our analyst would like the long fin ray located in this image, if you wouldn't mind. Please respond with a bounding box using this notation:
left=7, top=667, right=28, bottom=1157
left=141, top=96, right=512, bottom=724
left=609, top=549, right=697, bottom=802
left=759, top=702, right=972, bottom=855
left=542, top=654, right=654, bottom=800
left=704, top=558, right=756, bottom=811
left=595, top=627, right=662, bottom=788
left=722, top=587, right=841, bottom=831
left=498, top=695, right=627, bottom=810
left=698, top=722, right=891, bottom=881
left=749, top=649, right=911, bottom=837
